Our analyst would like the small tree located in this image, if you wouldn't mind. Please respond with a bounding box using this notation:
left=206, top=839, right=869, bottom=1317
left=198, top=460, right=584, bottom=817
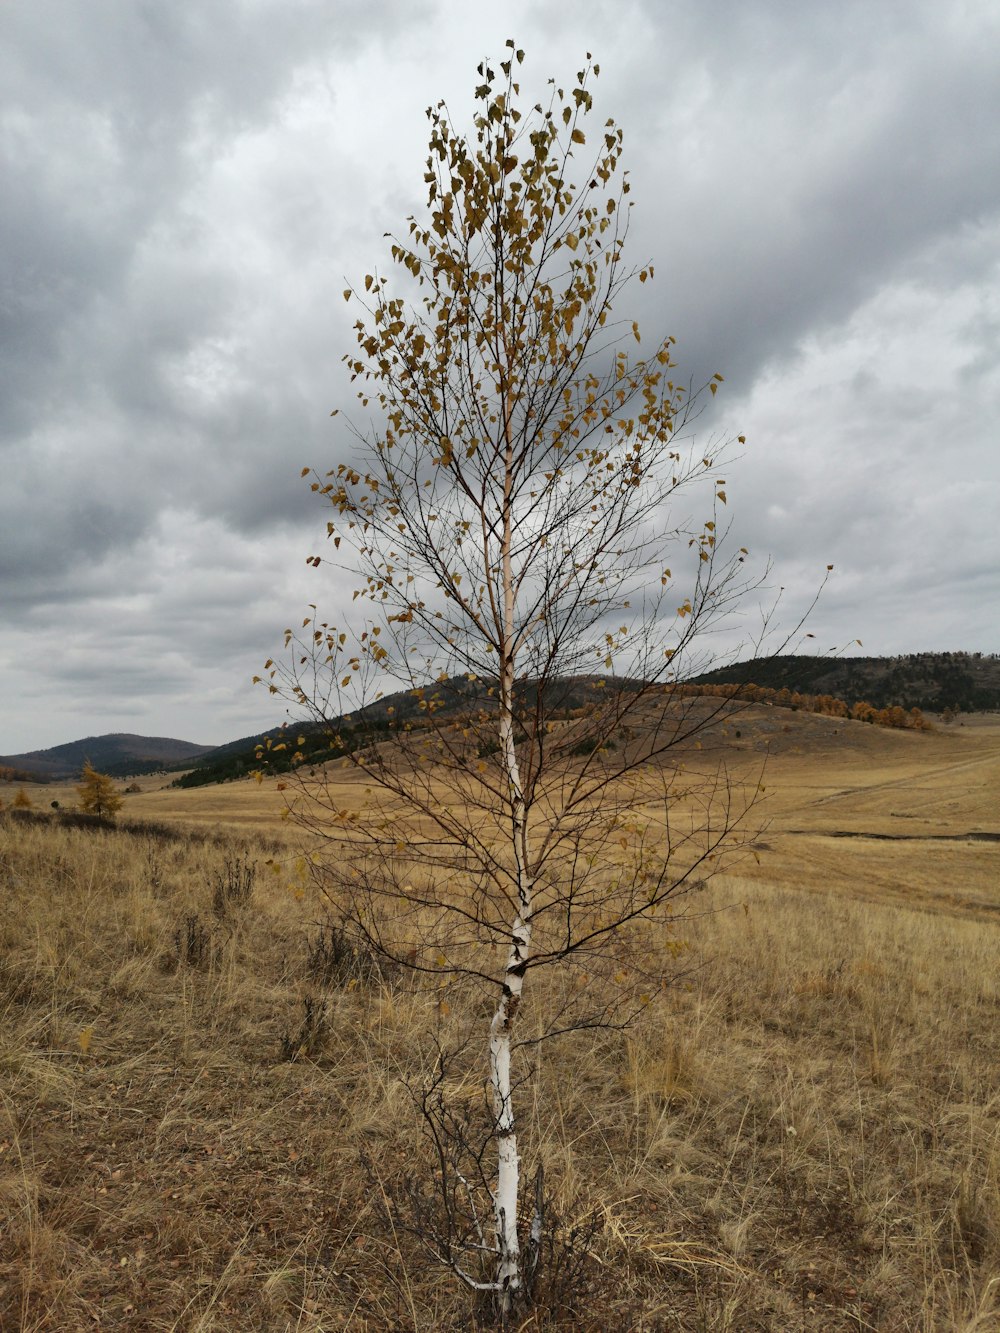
left=264, top=45, right=770, bottom=1315
left=12, top=787, right=33, bottom=810
left=76, top=762, right=124, bottom=820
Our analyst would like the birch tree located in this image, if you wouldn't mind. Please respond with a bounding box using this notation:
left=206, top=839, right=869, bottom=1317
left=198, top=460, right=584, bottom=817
left=262, top=44, right=765, bottom=1315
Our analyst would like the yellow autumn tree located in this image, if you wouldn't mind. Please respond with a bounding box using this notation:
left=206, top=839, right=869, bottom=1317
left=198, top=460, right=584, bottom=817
left=264, top=43, right=773, bottom=1314
left=76, top=762, right=124, bottom=819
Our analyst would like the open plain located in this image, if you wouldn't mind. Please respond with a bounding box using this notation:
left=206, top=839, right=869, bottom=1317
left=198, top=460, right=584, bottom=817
left=2, top=710, right=999, bottom=1329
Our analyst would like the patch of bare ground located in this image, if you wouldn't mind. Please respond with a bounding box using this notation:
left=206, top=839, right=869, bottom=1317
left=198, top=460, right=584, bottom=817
left=1, top=715, right=998, bottom=1328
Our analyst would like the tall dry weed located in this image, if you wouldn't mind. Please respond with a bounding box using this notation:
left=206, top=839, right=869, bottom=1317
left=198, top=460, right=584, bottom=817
left=1, top=814, right=999, bottom=1328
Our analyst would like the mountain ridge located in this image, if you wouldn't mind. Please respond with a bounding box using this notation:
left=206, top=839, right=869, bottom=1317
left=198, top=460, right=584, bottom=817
left=0, top=733, right=214, bottom=781
left=3, top=652, right=997, bottom=785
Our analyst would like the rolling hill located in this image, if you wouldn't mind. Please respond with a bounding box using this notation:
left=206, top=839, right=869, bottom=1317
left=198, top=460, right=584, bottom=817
left=692, top=650, right=1000, bottom=713
left=5, top=653, right=996, bottom=789
left=0, top=733, right=214, bottom=781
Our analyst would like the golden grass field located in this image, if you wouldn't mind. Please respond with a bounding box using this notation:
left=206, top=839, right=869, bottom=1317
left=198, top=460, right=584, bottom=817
left=2, top=711, right=998, bottom=1329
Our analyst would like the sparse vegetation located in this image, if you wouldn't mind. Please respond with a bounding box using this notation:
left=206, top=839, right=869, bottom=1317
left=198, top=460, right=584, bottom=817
left=2, top=713, right=999, bottom=1328
left=172, top=910, right=213, bottom=968
left=305, top=915, right=384, bottom=988
left=278, top=993, right=328, bottom=1063
left=210, top=852, right=257, bottom=917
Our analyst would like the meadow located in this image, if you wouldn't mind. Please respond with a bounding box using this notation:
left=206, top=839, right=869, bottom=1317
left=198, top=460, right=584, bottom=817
left=2, top=712, right=998, bottom=1330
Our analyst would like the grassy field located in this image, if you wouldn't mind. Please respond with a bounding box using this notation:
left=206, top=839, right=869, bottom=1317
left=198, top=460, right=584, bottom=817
left=2, top=713, right=998, bottom=1329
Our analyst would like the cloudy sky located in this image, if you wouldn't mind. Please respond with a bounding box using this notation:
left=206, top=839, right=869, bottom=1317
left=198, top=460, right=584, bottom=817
left=2, top=0, right=998, bottom=754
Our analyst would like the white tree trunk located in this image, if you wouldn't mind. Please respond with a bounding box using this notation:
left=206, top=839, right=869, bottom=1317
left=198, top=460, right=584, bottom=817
left=489, top=965, right=525, bottom=1300
left=490, top=424, right=533, bottom=1307
left=489, top=791, right=533, bottom=1304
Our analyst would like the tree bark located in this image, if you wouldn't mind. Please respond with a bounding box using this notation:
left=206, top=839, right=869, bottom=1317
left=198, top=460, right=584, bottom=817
left=490, top=421, right=533, bottom=1308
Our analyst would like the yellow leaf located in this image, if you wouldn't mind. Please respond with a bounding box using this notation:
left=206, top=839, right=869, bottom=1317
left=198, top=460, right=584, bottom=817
left=78, top=1027, right=93, bottom=1055
left=571, top=128, right=586, bottom=144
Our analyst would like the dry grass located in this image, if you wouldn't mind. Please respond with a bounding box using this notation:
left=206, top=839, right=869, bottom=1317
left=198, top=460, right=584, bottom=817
left=2, top=716, right=999, bottom=1329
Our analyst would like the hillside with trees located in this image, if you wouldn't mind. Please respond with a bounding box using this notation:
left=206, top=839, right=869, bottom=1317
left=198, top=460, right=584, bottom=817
left=0, top=762, right=46, bottom=786
left=177, top=662, right=936, bottom=792
left=693, top=651, right=1000, bottom=714
left=173, top=677, right=623, bottom=787
left=8, top=653, right=990, bottom=792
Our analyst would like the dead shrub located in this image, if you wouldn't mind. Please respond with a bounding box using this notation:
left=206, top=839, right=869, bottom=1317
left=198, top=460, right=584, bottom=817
left=210, top=853, right=256, bottom=917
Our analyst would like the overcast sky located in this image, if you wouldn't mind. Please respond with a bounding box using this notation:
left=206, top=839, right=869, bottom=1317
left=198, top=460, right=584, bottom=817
left=2, top=0, right=998, bottom=754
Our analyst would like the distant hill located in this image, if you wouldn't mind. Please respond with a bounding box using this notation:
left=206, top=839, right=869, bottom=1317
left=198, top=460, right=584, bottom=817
left=692, top=651, right=1000, bottom=713
left=176, top=654, right=1000, bottom=790
left=0, top=734, right=215, bottom=781
left=173, top=675, right=629, bottom=788
left=9, top=653, right=994, bottom=790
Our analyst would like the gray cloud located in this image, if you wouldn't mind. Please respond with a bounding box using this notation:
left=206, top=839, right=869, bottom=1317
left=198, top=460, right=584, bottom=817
left=605, top=0, right=1000, bottom=388
left=1, top=0, right=998, bottom=752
